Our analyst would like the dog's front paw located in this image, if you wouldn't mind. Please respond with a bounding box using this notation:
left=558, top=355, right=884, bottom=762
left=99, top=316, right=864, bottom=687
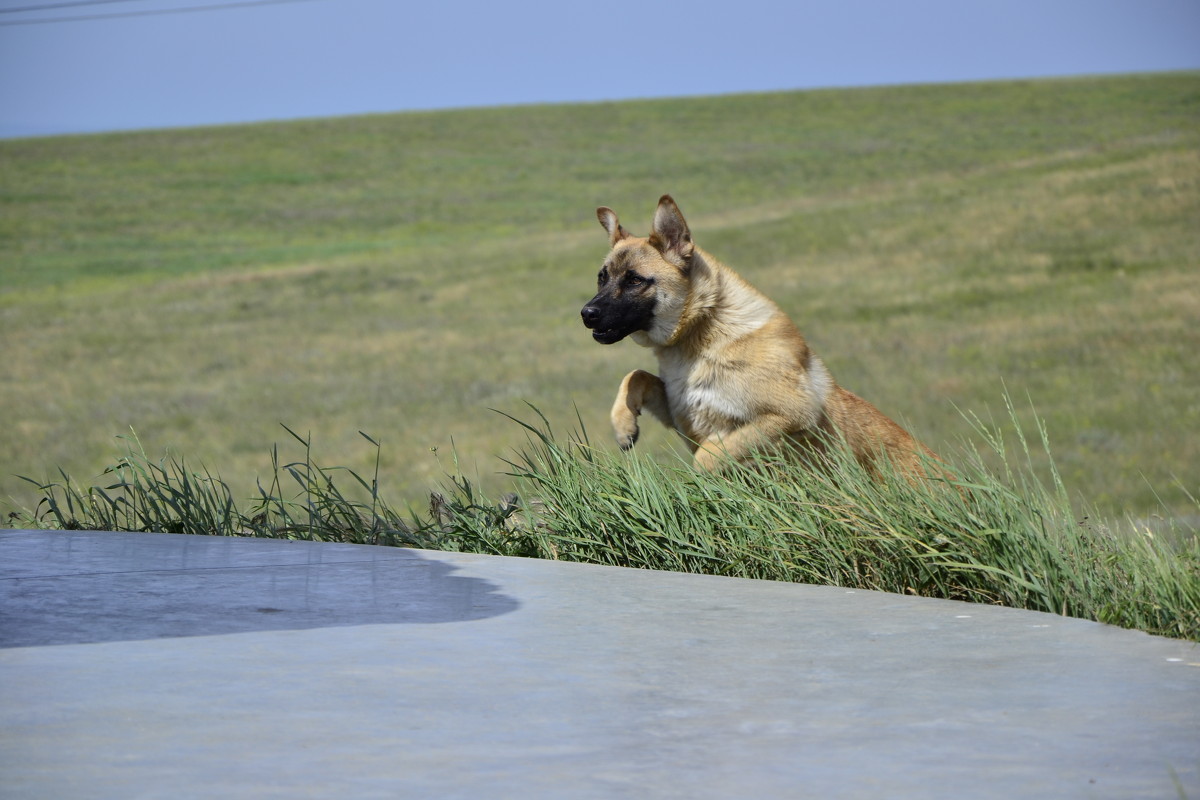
left=611, top=408, right=641, bottom=451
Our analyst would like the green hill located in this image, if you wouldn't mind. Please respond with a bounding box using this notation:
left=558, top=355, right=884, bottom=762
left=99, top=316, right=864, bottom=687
left=2, top=72, right=1198, bottom=522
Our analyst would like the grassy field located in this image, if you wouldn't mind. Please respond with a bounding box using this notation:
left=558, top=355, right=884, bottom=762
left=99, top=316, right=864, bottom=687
left=2, top=72, right=1199, bottom=524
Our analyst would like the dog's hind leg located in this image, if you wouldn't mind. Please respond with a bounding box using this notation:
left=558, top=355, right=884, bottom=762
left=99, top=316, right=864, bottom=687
left=611, top=369, right=670, bottom=450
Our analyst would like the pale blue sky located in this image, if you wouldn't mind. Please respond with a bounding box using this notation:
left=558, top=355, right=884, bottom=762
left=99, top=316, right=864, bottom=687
left=1, top=0, right=1197, bottom=139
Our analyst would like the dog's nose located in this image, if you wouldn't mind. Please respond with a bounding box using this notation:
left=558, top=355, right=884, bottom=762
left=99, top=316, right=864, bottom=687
left=581, top=305, right=601, bottom=328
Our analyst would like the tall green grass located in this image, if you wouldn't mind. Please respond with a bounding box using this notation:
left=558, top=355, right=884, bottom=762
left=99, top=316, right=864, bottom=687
left=14, top=406, right=1199, bottom=641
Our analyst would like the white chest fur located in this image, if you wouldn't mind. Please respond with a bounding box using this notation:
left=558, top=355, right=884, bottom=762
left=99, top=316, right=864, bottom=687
left=652, top=264, right=783, bottom=437
left=655, top=337, right=833, bottom=441
left=658, top=350, right=753, bottom=435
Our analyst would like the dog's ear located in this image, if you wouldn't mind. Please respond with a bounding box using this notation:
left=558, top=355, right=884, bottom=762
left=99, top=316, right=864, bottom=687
left=597, top=207, right=630, bottom=247
left=649, top=195, right=693, bottom=263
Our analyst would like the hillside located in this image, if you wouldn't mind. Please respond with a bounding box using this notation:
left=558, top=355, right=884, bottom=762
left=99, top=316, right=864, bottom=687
left=2, top=72, right=1198, bottom=521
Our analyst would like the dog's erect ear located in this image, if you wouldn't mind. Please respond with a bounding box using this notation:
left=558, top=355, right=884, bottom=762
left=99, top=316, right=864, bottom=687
left=597, top=207, right=630, bottom=247
left=649, top=194, right=693, bottom=262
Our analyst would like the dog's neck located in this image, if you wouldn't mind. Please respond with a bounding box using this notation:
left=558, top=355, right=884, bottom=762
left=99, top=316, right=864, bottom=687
left=642, top=249, right=778, bottom=353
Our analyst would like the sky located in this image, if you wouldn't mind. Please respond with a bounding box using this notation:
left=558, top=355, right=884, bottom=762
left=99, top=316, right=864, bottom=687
left=0, top=0, right=1198, bottom=139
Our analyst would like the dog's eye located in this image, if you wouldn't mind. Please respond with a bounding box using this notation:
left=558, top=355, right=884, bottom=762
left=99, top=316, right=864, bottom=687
left=625, top=273, right=648, bottom=287
left=598, top=268, right=609, bottom=285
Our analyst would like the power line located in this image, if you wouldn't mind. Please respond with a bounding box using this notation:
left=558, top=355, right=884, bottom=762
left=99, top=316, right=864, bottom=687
left=0, top=0, right=325, bottom=26
left=0, top=1, right=151, bottom=14
left=0, top=0, right=152, bottom=13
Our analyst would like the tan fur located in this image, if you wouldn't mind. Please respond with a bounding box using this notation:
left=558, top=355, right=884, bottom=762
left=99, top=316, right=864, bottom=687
left=590, top=195, right=933, bottom=476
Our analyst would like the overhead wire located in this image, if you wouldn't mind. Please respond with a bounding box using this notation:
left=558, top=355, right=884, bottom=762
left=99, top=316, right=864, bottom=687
left=0, top=0, right=324, bottom=26
left=0, top=1, right=153, bottom=14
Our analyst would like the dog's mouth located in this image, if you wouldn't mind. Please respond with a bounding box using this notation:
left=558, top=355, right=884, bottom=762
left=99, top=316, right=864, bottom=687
left=591, top=328, right=626, bottom=345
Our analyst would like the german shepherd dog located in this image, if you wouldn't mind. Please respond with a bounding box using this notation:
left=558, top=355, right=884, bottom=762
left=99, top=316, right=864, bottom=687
left=580, top=195, right=932, bottom=475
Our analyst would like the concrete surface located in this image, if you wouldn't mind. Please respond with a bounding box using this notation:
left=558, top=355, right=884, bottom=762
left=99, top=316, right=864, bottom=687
left=1, top=529, right=1197, bottom=799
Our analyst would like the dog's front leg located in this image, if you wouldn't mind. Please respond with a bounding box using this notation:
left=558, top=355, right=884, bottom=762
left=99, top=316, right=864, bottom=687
left=692, top=414, right=792, bottom=472
left=611, top=369, right=670, bottom=450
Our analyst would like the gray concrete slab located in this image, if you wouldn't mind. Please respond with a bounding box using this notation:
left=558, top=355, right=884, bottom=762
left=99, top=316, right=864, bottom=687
left=1, top=529, right=1197, bottom=799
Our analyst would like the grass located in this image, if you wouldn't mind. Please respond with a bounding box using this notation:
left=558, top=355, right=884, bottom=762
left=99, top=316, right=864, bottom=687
left=3, top=73, right=1198, bottom=522
left=12, top=405, right=1199, bottom=641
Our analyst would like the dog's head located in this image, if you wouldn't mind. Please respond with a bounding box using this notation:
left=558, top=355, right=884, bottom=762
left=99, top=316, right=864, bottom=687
left=580, top=195, right=694, bottom=346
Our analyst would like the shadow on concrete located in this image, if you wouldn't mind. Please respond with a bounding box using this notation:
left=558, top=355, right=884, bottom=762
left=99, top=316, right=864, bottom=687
left=0, top=532, right=520, bottom=648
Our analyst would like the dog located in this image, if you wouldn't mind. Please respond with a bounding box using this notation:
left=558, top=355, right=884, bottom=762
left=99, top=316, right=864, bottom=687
left=580, top=194, right=932, bottom=476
